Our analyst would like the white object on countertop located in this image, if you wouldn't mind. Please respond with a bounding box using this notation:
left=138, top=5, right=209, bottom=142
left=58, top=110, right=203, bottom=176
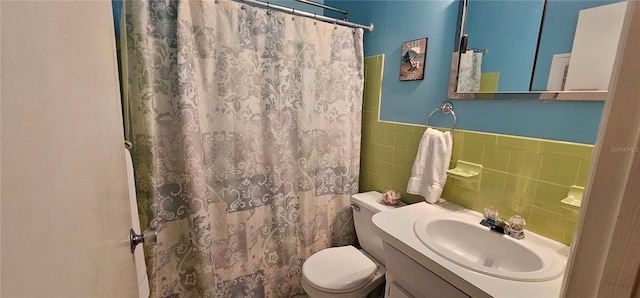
left=407, top=128, right=452, bottom=204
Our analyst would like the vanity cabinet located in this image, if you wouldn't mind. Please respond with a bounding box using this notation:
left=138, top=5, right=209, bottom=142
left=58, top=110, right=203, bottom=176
left=373, top=201, right=567, bottom=297
left=383, top=243, right=469, bottom=298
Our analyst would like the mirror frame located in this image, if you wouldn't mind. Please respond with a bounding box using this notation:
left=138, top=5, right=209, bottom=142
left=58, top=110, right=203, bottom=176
left=448, top=0, right=608, bottom=101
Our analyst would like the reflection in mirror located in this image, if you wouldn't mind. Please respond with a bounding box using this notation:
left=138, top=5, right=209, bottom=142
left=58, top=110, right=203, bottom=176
left=532, top=0, right=627, bottom=92
left=449, top=0, right=628, bottom=100
left=463, top=0, right=544, bottom=92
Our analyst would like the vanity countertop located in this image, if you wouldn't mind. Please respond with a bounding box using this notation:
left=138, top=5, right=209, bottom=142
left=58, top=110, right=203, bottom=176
left=372, top=201, right=570, bottom=298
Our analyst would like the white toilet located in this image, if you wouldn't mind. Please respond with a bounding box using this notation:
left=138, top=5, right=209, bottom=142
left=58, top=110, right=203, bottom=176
left=301, top=191, right=401, bottom=297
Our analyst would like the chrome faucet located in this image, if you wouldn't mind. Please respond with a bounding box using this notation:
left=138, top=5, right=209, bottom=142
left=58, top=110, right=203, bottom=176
left=479, top=207, right=526, bottom=240
left=481, top=217, right=508, bottom=233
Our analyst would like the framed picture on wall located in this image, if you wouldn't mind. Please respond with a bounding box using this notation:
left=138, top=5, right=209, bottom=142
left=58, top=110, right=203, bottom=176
left=399, top=38, right=428, bottom=81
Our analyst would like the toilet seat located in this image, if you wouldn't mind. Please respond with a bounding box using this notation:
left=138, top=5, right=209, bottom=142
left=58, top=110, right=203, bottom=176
left=302, top=245, right=377, bottom=293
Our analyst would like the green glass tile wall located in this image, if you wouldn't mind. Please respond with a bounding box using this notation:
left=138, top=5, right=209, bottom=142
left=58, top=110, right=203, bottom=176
left=360, top=55, right=593, bottom=245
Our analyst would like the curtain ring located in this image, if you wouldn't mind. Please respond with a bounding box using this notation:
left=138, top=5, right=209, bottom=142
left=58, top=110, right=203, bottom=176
left=241, top=5, right=246, bottom=10
left=266, top=2, right=271, bottom=15
left=313, top=13, right=317, bottom=25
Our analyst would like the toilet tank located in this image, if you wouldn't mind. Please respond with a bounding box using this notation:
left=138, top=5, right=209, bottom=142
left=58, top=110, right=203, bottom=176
left=351, top=191, right=403, bottom=265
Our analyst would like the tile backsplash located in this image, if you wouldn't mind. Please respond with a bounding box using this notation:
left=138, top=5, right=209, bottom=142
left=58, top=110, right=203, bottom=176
left=361, top=55, right=593, bottom=245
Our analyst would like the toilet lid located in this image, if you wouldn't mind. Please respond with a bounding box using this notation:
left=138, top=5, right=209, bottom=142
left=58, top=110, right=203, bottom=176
left=303, top=245, right=377, bottom=292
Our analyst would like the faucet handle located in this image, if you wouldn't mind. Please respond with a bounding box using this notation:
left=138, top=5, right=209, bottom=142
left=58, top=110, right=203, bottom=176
left=506, top=215, right=526, bottom=240
left=483, top=206, right=499, bottom=220
left=508, top=215, right=526, bottom=232
left=480, top=206, right=499, bottom=228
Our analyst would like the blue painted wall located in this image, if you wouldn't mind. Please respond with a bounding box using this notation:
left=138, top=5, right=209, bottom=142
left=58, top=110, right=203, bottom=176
left=112, top=1, right=123, bottom=38
left=326, top=0, right=603, bottom=144
left=465, top=0, right=543, bottom=91
left=113, top=0, right=604, bottom=143
left=531, top=0, right=624, bottom=90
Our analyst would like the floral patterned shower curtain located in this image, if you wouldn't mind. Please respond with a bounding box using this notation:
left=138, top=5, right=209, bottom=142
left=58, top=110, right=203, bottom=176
left=121, top=0, right=363, bottom=296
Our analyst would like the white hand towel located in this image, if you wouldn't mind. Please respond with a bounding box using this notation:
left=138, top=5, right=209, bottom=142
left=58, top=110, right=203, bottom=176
left=406, top=128, right=453, bottom=204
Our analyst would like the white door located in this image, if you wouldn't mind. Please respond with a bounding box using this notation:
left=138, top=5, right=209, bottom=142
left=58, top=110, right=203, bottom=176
left=1, top=1, right=139, bottom=297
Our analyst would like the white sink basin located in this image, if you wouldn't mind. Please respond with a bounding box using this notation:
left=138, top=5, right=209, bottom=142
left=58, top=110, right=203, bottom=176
left=414, top=213, right=565, bottom=281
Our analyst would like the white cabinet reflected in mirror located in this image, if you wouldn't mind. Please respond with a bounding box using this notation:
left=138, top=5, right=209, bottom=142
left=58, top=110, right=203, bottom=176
left=449, top=0, right=629, bottom=101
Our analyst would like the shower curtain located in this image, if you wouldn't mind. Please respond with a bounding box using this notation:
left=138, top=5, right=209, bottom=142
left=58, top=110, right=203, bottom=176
left=121, top=0, right=364, bottom=296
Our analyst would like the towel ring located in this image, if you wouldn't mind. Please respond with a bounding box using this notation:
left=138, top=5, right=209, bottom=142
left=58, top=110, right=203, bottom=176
left=426, top=101, right=457, bottom=132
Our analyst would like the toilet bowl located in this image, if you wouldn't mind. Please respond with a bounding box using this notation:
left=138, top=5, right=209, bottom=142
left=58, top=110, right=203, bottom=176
left=301, top=191, right=402, bottom=297
left=302, top=246, right=386, bottom=297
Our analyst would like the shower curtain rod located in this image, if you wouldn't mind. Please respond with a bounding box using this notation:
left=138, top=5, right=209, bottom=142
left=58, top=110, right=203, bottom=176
left=235, top=0, right=374, bottom=31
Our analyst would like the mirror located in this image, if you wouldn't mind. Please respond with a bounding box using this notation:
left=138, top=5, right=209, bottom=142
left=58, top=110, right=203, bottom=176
left=449, top=0, right=628, bottom=100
